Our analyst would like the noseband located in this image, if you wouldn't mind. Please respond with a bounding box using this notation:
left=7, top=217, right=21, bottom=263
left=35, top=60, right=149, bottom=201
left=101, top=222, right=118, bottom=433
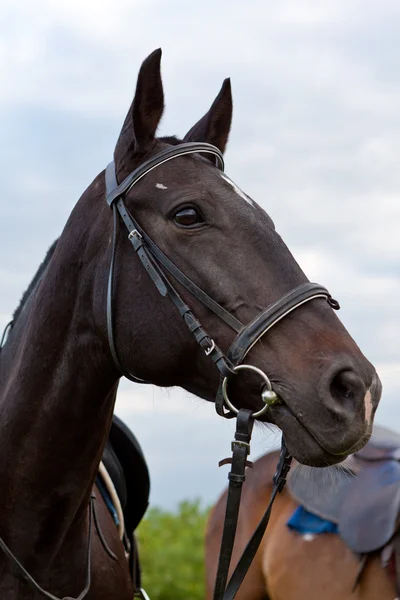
left=105, top=141, right=339, bottom=418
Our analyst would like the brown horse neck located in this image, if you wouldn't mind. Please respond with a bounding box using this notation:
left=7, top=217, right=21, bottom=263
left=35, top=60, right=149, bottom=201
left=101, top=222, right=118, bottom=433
left=0, top=220, right=120, bottom=571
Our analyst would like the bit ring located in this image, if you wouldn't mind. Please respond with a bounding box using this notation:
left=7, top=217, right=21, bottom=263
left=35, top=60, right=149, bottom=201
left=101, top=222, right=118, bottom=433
left=222, top=364, right=279, bottom=419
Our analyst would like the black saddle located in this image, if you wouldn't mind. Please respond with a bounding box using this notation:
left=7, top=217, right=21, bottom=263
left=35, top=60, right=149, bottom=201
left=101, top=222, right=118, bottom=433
left=101, top=415, right=150, bottom=534
left=288, top=424, right=400, bottom=554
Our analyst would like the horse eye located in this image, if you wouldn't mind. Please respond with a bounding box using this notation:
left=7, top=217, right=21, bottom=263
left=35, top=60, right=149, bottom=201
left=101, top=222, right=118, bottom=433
left=173, top=207, right=203, bottom=227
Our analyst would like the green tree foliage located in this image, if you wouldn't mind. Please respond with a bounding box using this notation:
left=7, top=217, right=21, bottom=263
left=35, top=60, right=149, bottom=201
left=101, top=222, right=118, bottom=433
left=136, top=500, right=209, bottom=600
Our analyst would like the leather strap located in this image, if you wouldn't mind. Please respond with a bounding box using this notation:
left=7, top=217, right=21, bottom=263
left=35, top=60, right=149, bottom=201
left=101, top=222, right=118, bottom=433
left=213, top=434, right=292, bottom=600
left=227, top=282, right=339, bottom=365
left=106, top=142, right=224, bottom=206
left=122, top=205, right=243, bottom=333
left=107, top=196, right=235, bottom=379
left=213, top=410, right=255, bottom=599
left=106, top=204, right=149, bottom=384
left=0, top=494, right=96, bottom=600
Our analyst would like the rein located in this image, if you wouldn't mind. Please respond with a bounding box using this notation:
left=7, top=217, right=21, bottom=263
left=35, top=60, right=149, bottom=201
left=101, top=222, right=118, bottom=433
left=0, top=491, right=121, bottom=600
left=104, top=141, right=341, bottom=600
left=214, top=414, right=292, bottom=600
left=0, top=494, right=96, bottom=600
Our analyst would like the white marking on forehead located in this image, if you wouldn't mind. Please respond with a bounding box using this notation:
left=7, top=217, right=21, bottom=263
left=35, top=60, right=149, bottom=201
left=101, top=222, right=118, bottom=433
left=364, top=389, right=373, bottom=423
left=156, top=183, right=168, bottom=190
left=220, top=173, right=254, bottom=206
left=302, top=533, right=315, bottom=542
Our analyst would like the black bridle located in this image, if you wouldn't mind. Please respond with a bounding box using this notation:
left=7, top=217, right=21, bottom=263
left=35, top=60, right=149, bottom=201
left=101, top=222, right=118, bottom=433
left=105, top=141, right=339, bottom=401
left=105, top=141, right=340, bottom=600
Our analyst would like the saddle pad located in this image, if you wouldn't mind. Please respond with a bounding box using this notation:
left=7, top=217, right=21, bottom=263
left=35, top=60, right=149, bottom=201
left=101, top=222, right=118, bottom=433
left=355, top=424, right=400, bottom=461
left=288, top=462, right=356, bottom=524
left=339, top=459, right=400, bottom=553
left=287, top=506, right=338, bottom=535
left=288, top=424, right=400, bottom=554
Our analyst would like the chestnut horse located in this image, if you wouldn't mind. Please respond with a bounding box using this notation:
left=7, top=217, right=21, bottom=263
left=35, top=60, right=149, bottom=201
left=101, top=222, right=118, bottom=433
left=206, top=448, right=396, bottom=600
left=0, top=48, right=381, bottom=598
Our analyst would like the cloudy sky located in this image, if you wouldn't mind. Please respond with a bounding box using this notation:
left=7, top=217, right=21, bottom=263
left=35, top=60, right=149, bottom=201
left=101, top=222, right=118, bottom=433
left=1, top=1, right=399, bottom=509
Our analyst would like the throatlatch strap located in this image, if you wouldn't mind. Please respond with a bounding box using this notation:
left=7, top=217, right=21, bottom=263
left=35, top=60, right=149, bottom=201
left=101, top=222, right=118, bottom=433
left=106, top=204, right=149, bottom=384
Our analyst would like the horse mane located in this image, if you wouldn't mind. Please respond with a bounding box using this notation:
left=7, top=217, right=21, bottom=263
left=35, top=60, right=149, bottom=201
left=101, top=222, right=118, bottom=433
left=12, top=239, right=59, bottom=324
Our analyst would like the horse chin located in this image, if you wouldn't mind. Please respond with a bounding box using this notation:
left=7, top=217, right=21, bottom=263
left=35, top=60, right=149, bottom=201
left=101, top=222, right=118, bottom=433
left=267, top=404, right=350, bottom=467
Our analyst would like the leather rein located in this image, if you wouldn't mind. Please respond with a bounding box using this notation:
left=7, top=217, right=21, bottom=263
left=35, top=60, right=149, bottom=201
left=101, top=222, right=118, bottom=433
left=0, top=492, right=116, bottom=600
left=105, top=141, right=341, bottom=600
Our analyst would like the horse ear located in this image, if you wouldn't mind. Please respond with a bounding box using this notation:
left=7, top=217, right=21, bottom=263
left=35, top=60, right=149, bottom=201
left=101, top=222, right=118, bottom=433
left=114, top=49, right=164, bottom=176
left=183, top=78, right=232, bottom=154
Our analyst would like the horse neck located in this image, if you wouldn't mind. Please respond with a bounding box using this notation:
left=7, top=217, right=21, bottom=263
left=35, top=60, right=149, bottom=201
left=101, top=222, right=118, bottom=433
left=0, top=200, right=119, bottom=560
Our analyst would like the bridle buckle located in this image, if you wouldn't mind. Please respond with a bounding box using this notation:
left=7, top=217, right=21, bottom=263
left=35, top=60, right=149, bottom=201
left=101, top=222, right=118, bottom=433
left=204, top=339, right=216, bottom=356
left=128, top=229, right=142, bottom=240
left=231, top=440, right=251, bottom=455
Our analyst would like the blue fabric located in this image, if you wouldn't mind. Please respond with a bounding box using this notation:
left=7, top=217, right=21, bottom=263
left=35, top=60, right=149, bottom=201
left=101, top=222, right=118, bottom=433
left=287, top=506, right=338, bottom=534
left=96, top=475, right=120, bottom=527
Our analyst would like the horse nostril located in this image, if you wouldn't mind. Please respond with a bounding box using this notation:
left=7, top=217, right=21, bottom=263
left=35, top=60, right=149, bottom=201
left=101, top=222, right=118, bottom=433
left=330, top=370, right=366, bottom=405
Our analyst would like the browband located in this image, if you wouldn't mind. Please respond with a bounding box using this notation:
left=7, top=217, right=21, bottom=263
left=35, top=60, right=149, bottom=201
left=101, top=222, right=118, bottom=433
left=106, top=142, right=224, bottom=206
